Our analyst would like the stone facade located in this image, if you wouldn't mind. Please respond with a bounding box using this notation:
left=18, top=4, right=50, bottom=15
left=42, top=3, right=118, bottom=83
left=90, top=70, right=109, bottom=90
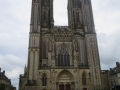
left=109, top=62, right=120, bottom=90
left=101, top=70, right=110, bottom=90
left=19, top=0, right=102, bottom=90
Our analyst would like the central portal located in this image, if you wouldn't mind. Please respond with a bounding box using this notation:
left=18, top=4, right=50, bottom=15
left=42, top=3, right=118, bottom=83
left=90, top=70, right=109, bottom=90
left=57, top=70, right=74, bottom=90
left=59, top=84, right=71, bottom=90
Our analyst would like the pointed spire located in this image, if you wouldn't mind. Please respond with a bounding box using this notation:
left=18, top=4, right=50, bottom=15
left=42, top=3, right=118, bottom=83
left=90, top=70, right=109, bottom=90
left=30, top=0, right=40, bottom=32
left=24, top=64, right=27, bottom=73
left=68, top=0, right=82, bottom=29
left=24, top=64, right=27, bottom=77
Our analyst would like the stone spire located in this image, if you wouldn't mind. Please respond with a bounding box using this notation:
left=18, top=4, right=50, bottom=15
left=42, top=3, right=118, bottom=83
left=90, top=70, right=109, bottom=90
left=41, top=0, right=54, bottom=29
left=26, top=0, right=54, bottom=83
left=68, top=0, right=95, bottom=33
left=68, top=0, right=82, bottom=29
left=30, top=0, right=40, bottom=33
left=24, top=64, right=27, bottom=76
left=83, top=0, right=95, bottom=33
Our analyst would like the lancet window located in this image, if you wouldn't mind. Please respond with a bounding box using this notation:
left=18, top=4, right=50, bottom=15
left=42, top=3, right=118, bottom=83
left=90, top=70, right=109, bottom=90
left=42, top=74, right=47, bottom=86
left=42, top=41, right=47, bottom=59
left=82, top=73, right=86, bottom=85
left=58, top=46, right=70, bottom=66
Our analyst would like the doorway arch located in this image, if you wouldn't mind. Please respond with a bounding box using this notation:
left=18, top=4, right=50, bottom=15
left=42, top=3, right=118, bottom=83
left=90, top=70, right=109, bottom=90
left=56, top=70, right=74, bottom=90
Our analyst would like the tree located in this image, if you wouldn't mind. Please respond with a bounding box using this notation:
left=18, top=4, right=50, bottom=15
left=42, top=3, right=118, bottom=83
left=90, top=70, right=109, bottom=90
left=0, top=84, right=6, bottom=90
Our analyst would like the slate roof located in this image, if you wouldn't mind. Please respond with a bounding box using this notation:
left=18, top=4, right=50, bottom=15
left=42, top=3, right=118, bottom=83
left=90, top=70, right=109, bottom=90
left=110, top=62, right=120, bottom=74
left=0, top=68, right=11, bottom=84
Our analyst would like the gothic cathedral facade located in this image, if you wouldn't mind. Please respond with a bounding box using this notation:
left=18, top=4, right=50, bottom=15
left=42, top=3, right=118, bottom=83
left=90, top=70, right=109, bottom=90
left=19, top=0, right=102, bottom=90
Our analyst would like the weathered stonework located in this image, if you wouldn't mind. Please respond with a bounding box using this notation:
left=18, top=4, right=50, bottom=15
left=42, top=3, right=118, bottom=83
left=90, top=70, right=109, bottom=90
left=19, top=0, right=102, bottom=90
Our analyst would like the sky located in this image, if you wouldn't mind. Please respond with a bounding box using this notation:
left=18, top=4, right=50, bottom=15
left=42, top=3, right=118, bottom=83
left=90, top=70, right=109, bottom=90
left=0, top=0, right=120, bottom=89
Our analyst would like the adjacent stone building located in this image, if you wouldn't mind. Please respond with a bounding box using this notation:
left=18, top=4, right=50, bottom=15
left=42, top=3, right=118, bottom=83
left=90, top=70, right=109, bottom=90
left=19, top=0, right=102, bottom=90
left=101, top=70, right=110, bottom=90
left=100, top=62, right=120, bottom=90
left=0, top=68, right=11, bottom=85
left=109, top=62, right=120, bottom=90
left=0, top=68, right=16, bottom=90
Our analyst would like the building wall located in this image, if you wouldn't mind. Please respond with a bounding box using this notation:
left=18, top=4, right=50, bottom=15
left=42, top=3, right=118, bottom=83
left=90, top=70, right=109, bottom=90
left=109, top=62, right=120, bottom=89
left=110, top=73, right=120, bottom=89
left=101, top=70, right=110, bottom=89
left=117, top=73, right=120, bottom=85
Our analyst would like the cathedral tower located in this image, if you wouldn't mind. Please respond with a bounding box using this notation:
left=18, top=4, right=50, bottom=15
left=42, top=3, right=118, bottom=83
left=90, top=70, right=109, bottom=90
left=19, top=0, right=102, bottom=90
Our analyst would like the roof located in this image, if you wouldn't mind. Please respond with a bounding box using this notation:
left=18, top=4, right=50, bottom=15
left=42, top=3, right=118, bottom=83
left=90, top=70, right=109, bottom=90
left=0, top=68, right=11, bottom=83
left=110, top=62, right=120, bottom=74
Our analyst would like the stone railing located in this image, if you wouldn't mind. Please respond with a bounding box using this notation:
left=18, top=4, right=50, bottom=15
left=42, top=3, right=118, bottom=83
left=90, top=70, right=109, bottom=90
left=39, top=65, right=74, bottom=69
left=39, top=65, right=90, bottom=69
left=39, top=66, right=51, bottom=69
left=56, top=65, right=74, bottom=68
left=54, top=26, right=69, bottom=29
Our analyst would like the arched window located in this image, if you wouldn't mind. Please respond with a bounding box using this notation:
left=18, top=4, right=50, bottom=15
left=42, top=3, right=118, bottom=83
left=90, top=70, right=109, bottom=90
left=42, top=74, right=47, bottom=86
left=58, top=46, right=70, bottom=66
left=82, top=73, right=86, bottom=85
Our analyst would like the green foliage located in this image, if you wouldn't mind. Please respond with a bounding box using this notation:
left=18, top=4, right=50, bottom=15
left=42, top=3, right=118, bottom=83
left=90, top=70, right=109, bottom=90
left=0, top=84, right=15, bottom=90
left=10, top=87, right=16, bottom=90
left=0, top=84, right=6, bottom=90
left=10, top=87, right=14, bottom=90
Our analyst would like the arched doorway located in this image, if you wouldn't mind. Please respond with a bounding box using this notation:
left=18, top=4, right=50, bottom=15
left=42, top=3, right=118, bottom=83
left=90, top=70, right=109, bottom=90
left=56, top=70, right=74, bottom=90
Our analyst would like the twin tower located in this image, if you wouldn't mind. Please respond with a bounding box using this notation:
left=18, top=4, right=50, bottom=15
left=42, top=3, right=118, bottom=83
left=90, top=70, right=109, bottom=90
left=19, top=0, right=102, bottom=90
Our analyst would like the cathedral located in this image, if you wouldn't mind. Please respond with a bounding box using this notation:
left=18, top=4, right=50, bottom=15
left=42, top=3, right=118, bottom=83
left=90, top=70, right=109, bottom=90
left=19, top=0, right=102, bottom=90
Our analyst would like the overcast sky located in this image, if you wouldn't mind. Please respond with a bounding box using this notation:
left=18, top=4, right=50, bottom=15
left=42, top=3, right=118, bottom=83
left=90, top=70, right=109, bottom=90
left=0, top=0, right=120, bottom=89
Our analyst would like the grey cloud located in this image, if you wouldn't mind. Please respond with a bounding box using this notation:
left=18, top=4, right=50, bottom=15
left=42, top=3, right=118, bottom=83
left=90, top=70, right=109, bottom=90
left=0, top=54, right=25, bottom=89
left=54, top=0, right=68, bottom=25
left=97, top=30, right=120, bottom=70
left=0, top=54, right=26, bottom=67
left=0, top=0, right=31, bottom=89
left=92, top=0, right=120, bottom=70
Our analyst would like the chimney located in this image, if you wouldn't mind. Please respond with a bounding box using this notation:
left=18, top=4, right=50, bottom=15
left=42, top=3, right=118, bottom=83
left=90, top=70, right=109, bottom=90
left=3, top=70, right=5, bottom=74
left=116, top=62, right=120, bottom=67
left=110, top=68, right=112, bottom=71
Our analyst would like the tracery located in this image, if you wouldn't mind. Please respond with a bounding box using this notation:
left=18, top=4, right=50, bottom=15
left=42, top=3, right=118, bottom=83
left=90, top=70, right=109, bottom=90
left=58, top=46, right=70, bottom=66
